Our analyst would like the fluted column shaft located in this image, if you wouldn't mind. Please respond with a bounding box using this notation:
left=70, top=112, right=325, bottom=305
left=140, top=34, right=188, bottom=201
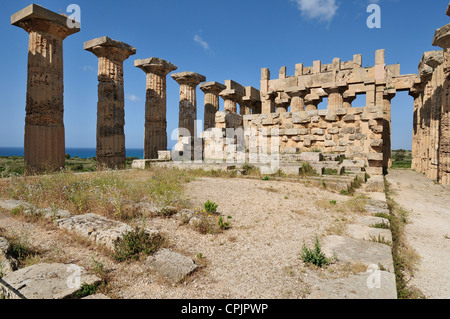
left=135, top=58, right=177, bottom=159
left=200, top=82, right=226, bottom=130
left=172, top=72, right=206, bottom=139
left=11, top=4, right=80, bottom=172
left=85, top=37, right=136, bottom=169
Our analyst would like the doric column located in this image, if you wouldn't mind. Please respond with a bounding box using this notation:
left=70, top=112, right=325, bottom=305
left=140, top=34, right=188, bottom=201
left=323, top=82, right=348, bottom=109
left=382, top=89, right=396, bottom=170
left=11, top=4, right=80, bottom=172
left=304, top=94, right=323, bottom=111
left=171, top=72, right=206, bottom=138
left=84, top=37, right=136, bottom=169
left=433, top=8, right=450, bottom=184
left=285, top=86, right=310, bottom=112
left=200, top=82, right=226, bottom=130
left=261, top=91, right=277, bottom=114
left=409, top=84, right=424, bottom=172
left=135, top=58, right=177, bottom=159
left=219, top=89, right=241, bottom=114
left=343, top=91, right=357, bottom=108
left=275, top=92, right=290, bottom=113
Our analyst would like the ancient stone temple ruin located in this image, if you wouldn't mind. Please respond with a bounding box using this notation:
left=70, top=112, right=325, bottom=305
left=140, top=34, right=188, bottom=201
left=10, top=3, right=450, bottom=185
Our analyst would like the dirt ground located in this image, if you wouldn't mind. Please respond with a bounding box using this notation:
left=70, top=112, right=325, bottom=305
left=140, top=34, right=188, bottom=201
left=0, top=175, right=369, bottom=299
left=386, top=169, right=450, bottom=299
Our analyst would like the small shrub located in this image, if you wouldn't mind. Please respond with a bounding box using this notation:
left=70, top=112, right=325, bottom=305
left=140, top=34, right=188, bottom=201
left=301, top=236, right=331, bottom=268
left=299, top=162, right=317, bottom=176
left=204, top=200, right=219, bottom=215
left=329, top=200, right=337, bottom=205
left=113, top=227, right=164, bottom=262
left=262, top=176, right=270, bottom=181
left=218, top=216, right=231, bottom=230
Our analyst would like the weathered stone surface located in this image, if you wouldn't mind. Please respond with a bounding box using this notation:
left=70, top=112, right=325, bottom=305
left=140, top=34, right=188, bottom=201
left=307, top=270, right=397, bottom=299
left=85, top=37, right=136, bottom=169
left=135, top=57, right=177, bottom=159
left=321, top=235, right=394, bottom=273
left=0, top=237, right=18, bottom=276
left=146, top=249, right=198, bottom=284
left=346, top=224, right=392, bottom=243
left=11, top=4, right=80, bottom=172
left=55, top=213, right=158, bottom=251
left=0, top=199, right=31, bottom=211
left=0, top=263, right=100, bottom=299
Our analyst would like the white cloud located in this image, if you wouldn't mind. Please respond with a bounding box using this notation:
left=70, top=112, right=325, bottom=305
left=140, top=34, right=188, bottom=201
left=83, top=65, right=95, bottom=72
left=291, top=0, right=339, bottom=22
left=126, top=94, right=141, bottom=102
left=194, top=35, right=210, bottom=51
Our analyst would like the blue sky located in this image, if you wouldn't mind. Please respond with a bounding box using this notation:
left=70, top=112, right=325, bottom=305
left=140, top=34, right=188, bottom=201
left=1, top=0, right=449, bottom=150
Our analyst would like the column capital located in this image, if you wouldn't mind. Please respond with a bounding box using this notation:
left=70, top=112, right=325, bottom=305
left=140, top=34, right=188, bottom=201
left=84, top=37, right=136, bottom=62
left=383, top=88, right=397, bottom=101
left=284, top=86, right=310, bottom=98
left=171, top=71, right=206, bottom=86
left=11, top=4, right=80, bottom=39
left=433, top=24, right=450, bottom=49
left=135, top=57, right=177, bottom=76
left=200, top=81, right=226, bottom=95
left=322, top=81, right=348, bottom=93
left=219, top=89, right=242, bottom=102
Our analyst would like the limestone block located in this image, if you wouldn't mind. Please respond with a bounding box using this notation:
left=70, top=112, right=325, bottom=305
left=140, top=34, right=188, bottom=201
left=341, top=127, right=355, bottom=134
left=335, top=108, right=348, bottom=116
left=158, top=151, right=172, bottom=161
left=325, top=140, right=337, bottom=147
left=299, top=152, right=323, bottom=162
left=355, top=133, right=367, bottom=140
left=370, top=126, right=383, bottom=134
left=146, top=249, right=197, bottom=284
left=298, top=128, right=310, bottom=135
left=328, top=127, right=339, bottom=134
left=312, top=128, right=325, bottom=135
left=370, top=139, right=383, bottom=147
left=0, top=263, right=100, bottom=299
left=307, top=270, right=397, bottom=299
left=343, top=114, right=356, bottom=122
left=367, top=153, right=383, bottom=161
left=321, top=235, right=394, bottom=273
left=55, top=213, right=158, bottom=251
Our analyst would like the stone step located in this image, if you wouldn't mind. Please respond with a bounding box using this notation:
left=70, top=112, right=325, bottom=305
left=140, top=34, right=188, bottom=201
left=321, top=235, right=395, bottom=273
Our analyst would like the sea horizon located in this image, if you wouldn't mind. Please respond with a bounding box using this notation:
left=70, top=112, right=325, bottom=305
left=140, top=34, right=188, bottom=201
left=0, top=147, right=145, bottom=159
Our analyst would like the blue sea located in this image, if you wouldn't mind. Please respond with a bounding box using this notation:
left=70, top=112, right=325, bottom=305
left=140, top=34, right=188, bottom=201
left=0, top=147, right=144, bottom=159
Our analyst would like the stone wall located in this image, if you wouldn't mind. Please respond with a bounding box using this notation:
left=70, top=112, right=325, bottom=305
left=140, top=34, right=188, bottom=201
left=242, top=107, right=385, bottom=175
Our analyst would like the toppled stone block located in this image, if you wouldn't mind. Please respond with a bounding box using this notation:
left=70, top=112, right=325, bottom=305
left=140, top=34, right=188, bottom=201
left=0, top=200, right=31, bottom=211
left=55, top=213, right=158, bottom=251
left=0, top=263, right=100, bottom=299
left=158, top=151, right=172, bottom=161
left=146, top=249, right=198, bottom=284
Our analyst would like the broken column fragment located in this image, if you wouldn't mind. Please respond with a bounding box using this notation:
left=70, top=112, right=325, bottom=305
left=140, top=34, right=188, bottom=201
left=135, top=58, right=177, bottom=159
left=84, top=36, right=136, bottom=169
left=11, top=4, right=80, bottom=172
